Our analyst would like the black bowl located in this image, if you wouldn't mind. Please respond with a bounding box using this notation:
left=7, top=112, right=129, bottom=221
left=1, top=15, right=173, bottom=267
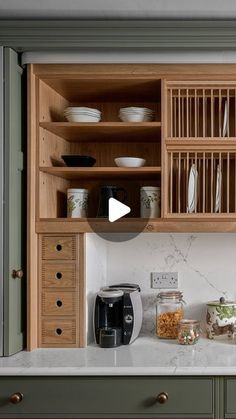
left=62, top=155, right=96, bottom=167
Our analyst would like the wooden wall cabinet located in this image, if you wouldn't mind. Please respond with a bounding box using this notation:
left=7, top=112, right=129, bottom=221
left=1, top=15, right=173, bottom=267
left=28, top=64, right=236, bottom=349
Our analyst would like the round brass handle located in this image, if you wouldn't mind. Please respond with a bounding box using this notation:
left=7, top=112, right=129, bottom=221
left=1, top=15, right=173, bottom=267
left=10, top=392, right=23, bottom=404
left=12, top=269, right=24, bottom=279
left=157, top=392, right=169, bottom=404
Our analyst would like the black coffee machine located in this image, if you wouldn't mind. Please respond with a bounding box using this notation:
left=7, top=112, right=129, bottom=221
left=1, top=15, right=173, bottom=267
left=94, top=283, right=142, bottom=348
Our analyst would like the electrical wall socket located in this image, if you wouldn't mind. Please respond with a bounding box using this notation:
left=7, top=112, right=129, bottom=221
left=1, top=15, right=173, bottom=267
left=151, top=272, right=178, bottom=289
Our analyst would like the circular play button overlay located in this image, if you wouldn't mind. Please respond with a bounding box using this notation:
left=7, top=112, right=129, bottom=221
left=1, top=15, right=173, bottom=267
left=86, top=181, right=157, bottom=242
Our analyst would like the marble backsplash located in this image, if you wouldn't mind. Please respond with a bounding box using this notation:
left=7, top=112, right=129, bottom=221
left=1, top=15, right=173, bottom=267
left=86, top=233, right=236, bottom=341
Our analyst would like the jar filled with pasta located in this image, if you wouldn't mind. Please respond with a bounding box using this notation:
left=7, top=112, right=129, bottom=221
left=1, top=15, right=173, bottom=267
left=156, top=291, right=184, bottom=339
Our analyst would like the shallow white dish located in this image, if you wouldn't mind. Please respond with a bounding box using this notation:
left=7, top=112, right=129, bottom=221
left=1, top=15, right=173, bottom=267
left=215, top=164, right=222, bottom=213
left=65, top=114, right=101, bottom=122
left=119, top=114, right=153, bottom=122
left=187, top=164, right=198, bottom=213
left=115, top=157, right=146, bottom=167
left=64, top=106, right=101, bottom=115
left=119, top=106, right=154, bottom=122
left=119, top=107, right=153, bottom=114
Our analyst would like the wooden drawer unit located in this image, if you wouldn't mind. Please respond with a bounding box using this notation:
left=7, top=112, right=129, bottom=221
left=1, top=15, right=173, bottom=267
left=39, top=234, right=85, bottom=348
left=0, top=377, right=213, bottom=418
left=42, top=236, right=76, bottom=260
left=42, top=262, right=76, bottom=288
left=41, top=319, right=76, bottom=345
left=42, top=290, right=76, bottom=316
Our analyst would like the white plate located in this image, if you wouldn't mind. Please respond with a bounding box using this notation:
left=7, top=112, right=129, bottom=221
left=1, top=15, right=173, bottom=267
left=187, top=164, right=198, bottom=213
left=119, top=107, right=153, bottom=113
left=222, top=101, right=228, bottom=137
left=65, top=114, right=101, bottom=122
left=119, top=115, right=153, bottom=122
left=215, top=164, right=222, bottom=213
left=64, top=107, right=101, bottom=114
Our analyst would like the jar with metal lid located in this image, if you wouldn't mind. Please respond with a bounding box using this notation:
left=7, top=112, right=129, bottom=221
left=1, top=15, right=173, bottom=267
left=178, top=320, right=201, bottom=345
left=156, top=291, right=184, bottom=339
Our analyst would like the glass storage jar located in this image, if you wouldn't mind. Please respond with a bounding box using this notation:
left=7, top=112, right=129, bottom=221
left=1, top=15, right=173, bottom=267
left=156, top=291, right=184, bottom=339
left=178, top=320, right=200, bottom=345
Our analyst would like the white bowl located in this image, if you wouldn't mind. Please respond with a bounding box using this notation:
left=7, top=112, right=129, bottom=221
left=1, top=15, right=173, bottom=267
left=115, top=157, right=146, bottom=167
left=64, top=110, right=101, bottom=116
left=64, top=106, right=101, bottom=115
left=65, top=114, right=101, bottom=122
left=119, top=114, right=153, bottom=122
left=119, top=107, right=153, bottom=114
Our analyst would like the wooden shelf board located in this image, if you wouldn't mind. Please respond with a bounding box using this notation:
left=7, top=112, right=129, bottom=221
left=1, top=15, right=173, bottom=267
left=166, top=137, right=236, bottom=142
left=36, top=218, right=236, bottom=233
left=39, top=166, right=161, bottom=179
left=39, top=122, right=161, bottom=142
left=166, top=138, right=236, bottom=151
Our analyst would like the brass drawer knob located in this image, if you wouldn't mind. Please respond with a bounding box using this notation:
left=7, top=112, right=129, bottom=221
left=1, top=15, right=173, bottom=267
left=157, top=392, right=168, bottom=404
left=10, top=392, right=24, bottom=404
left=12, top=269, right=24, bottom=279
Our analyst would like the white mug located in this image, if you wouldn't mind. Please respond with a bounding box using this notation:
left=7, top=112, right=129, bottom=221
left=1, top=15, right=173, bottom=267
left=140, top=186, right=161, bottom=218
left=67, top=189, right=88, bottom=218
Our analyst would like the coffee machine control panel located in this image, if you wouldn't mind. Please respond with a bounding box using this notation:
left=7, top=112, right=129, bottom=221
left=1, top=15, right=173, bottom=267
left=123, top=293, right=134, bottom=344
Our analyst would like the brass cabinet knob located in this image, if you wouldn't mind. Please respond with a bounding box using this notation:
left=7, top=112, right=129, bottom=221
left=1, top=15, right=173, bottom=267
left=10, top=392, right=23, bottom=404
left=12, top=269, right=24, bottom=279
left=157, top=392, right=169, bottom=404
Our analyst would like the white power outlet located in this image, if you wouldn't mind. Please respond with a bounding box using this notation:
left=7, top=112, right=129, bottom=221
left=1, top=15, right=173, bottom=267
left=151, top=272, right=178, bottom=289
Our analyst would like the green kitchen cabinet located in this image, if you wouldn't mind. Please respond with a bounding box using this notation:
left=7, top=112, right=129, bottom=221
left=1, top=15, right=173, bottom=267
left=0, top=376, right=214, bottom=419
left=1, top=47, right=25, bottom=356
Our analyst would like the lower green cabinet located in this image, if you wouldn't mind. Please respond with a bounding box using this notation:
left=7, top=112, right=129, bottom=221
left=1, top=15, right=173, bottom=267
left=225, top=379, right=236, bottom=418
left=0, top=376, right=213, bottom=419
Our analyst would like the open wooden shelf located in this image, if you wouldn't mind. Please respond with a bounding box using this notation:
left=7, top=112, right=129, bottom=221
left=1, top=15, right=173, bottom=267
left=40, top=166, right=161, bottom=180
left=36, top=218, right=236, bottom=233
left=39, top=122, right=161, bottom=142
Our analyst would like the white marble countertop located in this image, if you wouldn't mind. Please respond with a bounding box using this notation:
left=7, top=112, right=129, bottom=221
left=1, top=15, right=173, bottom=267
left=1, top=336, right=236, bottom=376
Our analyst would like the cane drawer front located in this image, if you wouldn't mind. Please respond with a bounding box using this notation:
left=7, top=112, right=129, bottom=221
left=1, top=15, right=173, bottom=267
left=42, top=236, right=76, bottom=260
left=42, top=291, right=76, bottom=316
left=41, top=319, right=76, bottom=345
left=0, top=377, right=213, bottom=417
left=42, top=262, right=76, bottom=288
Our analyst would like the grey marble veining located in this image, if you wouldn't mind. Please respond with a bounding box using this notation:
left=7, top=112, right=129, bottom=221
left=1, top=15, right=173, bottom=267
left=1, top=337, right=236, bottom=376
left=103, top=233, right=236, bottom=335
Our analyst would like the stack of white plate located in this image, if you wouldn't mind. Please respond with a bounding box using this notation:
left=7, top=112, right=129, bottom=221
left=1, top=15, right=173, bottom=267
left=119, top=107, right=154, bottom=122
left=64, top=107, right=101, bottom=123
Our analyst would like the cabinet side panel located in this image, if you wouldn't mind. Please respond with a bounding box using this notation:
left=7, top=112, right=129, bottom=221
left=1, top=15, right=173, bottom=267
left=27, top=64, right=38, bottom=350
left=79, top=233, right=86, bottom=347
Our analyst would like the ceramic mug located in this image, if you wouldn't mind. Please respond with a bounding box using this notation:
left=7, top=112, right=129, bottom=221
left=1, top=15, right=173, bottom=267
left=67, top=188, right=88, bottom=218
left=140, top=186, right=161, bottom=218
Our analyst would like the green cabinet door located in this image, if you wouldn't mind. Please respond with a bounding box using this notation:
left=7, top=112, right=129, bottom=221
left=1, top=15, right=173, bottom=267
left=3, top=47, right=25, bottom=356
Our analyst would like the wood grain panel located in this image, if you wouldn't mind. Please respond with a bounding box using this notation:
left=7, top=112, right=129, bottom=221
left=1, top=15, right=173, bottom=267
left=42, top=263, right=76, bottom=288
left=39, top=121, right=161, bottom=142
left=42, top=291, right=76, bottom=316
left=39, top=166, right=162, bottom=180
left=42, top=236, right=76, bottom=260
left=27, top=65, right=38, bottom=350
left=39, top=79, right=68, bottom=122
left=39, top=172, right=68, bottom=218
left=41, top=319, right=76, bottom=345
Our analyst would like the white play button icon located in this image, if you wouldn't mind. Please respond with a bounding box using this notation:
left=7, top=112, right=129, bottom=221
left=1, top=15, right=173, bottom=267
left=108, top=198, right=131, bottom=222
